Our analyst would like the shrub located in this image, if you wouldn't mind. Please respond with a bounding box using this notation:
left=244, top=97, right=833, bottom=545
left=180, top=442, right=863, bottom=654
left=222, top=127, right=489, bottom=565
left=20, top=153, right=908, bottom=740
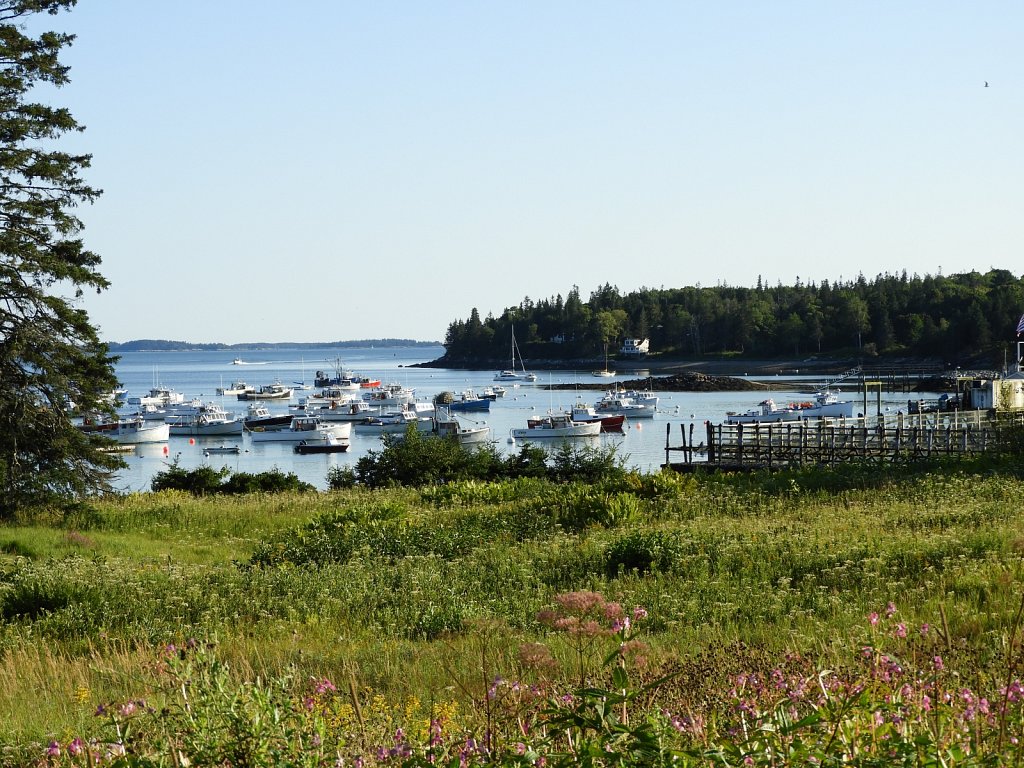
left=150, top=463, right=227, bottom=495
left=150, top=464, right=313, bottom=496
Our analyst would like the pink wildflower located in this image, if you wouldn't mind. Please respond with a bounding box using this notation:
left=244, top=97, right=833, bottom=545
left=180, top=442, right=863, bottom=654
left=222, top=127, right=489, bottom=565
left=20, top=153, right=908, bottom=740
left=868, top=612, right=879, bottom=626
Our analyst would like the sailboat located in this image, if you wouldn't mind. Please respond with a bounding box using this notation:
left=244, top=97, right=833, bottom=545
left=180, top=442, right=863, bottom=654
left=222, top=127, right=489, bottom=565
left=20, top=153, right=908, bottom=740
left=494, top=324, right=538, bottom=382
left=592, top=342, right=615, bottom=378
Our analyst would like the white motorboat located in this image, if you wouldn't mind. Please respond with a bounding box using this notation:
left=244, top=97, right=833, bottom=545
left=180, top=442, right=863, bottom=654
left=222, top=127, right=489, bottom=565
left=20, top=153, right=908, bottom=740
left=726, top=390, right=855, bottom=424
left=569, top=403, right=626, bottom=432
left=432, top=406, right=491, bottom=445
left=166, top=404, right=244, bottom=436
left=725, top=399, right=801, bottom=424
left=249, top=415, right=351, bottom=442
left=78, top=415, right=170, bottom=444
left=306, top=399, right=379, bottom=422
left=609, top=388, right=659, bottom=409
left=595, top=394, right=656, bottom=419
left=301, top=385, right=362, bottom=406
left=362, top=383, right=416, bottom=408
left=126, top=386, right=186, bottom=407
left=511, top=413, right=602, bottom=440
left=795, top=389, right=855, bottom=419
left=237, top=381, right=293, bottom=401
left=494, top=323, right=538, bottom=382
left=216, top=380, right=255, bottom=396
left=354, top=409, right=433, bottom=435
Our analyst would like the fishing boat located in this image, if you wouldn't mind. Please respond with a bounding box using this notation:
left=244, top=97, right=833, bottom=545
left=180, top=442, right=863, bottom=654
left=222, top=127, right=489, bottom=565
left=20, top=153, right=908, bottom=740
left=249, top=416, right=351, bottom=442
left=569, top=403, right=626, bottom=432
left=126, top=386, right=186, bottom=407
left=595, top=394, right=656, bottom=419
left=494, top=324, right=538, bottom=382
left=432, top=406, right=492, bottom=445
left=237, top=381, right=293, bottom=401
left=438, top=390, right=490, bottom=412
left=511, top=413, right=602, bottom=440
left=293, top=434, right=350, bottom=454
left=166, top=404, right=244, bottom=436
left=314, top=359, right=381, bottom=389
left=242, top=403, right=294, bottom=431
left=305, top=399, right=379, bottom=422
left=216, top=380, right=255, bottom=396
left=78, top=415, right=170, bottom=444
left=353, top=409, right=433, bottom=435
left=725, top=389, right=855, bottom=424
left=362, top=383, right=416, bottom=408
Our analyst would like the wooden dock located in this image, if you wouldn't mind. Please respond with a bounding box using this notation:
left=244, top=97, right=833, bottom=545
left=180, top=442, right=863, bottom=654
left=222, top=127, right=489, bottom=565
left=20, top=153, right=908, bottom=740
left=664, top=410, right=1024, bottom=471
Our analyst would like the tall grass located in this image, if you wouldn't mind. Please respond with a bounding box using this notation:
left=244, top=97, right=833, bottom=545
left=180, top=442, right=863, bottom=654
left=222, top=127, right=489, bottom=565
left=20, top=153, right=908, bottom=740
left=1, top=456, right=1023, bottom=755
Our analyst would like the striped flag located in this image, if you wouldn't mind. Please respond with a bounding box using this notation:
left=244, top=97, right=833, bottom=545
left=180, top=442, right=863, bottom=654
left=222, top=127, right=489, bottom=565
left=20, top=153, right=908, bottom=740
left=1018, top=312, right=1024, bottom=336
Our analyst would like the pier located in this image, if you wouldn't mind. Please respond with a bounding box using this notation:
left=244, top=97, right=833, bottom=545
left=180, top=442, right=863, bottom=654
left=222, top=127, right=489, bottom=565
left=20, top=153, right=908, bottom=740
left=664, top=410, right=1024, bottom=471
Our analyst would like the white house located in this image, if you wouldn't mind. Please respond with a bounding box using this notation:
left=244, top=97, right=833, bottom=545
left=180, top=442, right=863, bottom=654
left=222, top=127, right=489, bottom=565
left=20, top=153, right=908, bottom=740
left=620, top=338, right=650, bottom=356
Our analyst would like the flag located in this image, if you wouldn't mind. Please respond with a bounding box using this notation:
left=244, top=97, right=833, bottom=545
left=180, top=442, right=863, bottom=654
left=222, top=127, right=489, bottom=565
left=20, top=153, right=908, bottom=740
left=1018, top=313, right=1024, bottom=337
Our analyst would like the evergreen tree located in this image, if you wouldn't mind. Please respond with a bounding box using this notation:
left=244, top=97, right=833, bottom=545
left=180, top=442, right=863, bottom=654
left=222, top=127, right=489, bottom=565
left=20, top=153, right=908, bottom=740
left=0, top=0, right=121, bottom=513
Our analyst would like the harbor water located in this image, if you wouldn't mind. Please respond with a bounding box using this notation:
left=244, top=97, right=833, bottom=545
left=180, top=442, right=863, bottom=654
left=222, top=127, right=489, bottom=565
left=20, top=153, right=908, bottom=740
left=107, top=345, right=942, bottom=492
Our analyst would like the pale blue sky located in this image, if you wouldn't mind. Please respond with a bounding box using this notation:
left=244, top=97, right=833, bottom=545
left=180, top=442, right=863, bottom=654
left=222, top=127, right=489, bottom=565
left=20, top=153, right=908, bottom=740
left=44, top=2, right=1024, bottom=344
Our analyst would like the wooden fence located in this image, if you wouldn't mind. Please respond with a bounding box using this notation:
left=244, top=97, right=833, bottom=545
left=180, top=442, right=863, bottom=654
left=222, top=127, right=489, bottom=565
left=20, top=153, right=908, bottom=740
left=665, top=410, right=1024, bottom=471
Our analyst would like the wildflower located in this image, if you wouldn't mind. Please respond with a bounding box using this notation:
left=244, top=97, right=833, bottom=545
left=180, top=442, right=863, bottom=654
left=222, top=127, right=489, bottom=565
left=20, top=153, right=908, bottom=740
left=633, top=606, right=648, bottom=621
left=895, top=623, right=907, bottom=638
left=314, top=677, right=337, bottom=695
left=68, top=738, right=84, bottom=756
left=46, top=742, right=60, bottom=758
left=932, top=655, right=944, bottom=672
left=920, top=623, right=930, bottom=635
left=886, top=601, right=897, bottom=617
left=515, top=743, right=527, bottom=755
left=119, top=701, right=137, bottom=717
left=868, top=612, right=879, bottom=626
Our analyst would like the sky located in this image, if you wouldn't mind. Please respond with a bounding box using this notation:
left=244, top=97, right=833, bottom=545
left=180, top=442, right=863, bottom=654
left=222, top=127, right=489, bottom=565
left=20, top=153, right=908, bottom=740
left=35, top=1, right=1024, bottom=344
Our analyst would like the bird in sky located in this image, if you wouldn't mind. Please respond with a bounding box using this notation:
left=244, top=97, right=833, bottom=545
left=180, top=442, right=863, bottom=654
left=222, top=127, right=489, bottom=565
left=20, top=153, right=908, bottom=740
left=985, top=81, right=989, bottom=87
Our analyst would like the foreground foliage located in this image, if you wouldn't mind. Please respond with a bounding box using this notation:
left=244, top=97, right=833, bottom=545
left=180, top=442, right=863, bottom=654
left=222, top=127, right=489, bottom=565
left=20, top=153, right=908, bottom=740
left=0, top=452, right=1023, bottom=762
left=30, top=592, right=1024, bottom=767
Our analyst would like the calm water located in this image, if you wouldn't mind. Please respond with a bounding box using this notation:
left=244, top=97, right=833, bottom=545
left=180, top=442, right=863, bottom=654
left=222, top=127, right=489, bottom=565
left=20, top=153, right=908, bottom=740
left=108, top=345, right=937, bottom=492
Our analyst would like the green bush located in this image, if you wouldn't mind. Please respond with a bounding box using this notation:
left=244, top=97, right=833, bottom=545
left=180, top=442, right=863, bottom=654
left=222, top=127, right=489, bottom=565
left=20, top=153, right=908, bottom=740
left=150, top=464, right=313, bottom=496
left=150, top=463, right=227, bottom=495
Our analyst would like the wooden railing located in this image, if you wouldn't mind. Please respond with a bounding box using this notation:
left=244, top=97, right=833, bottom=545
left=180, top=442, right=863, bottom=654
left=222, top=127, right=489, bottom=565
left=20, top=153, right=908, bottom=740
left=665, top=410, right=1024, bottom=471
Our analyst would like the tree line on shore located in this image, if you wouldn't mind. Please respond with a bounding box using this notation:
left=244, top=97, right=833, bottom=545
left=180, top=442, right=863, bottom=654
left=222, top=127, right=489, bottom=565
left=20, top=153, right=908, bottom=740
left=442, top=269, right=1024, bottom=365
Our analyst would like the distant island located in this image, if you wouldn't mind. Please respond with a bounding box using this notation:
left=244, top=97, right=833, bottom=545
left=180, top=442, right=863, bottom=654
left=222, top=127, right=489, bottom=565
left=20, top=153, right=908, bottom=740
left=107, top=339, right=441, bottom=352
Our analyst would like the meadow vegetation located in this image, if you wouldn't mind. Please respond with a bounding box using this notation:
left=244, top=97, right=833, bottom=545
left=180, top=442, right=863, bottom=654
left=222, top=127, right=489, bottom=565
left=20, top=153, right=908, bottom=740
left=1, top=434, right=1024, bottom=765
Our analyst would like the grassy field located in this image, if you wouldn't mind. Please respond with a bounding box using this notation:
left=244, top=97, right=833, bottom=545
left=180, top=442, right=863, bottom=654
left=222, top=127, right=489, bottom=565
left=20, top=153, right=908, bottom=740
left=2, top=451, right=1024, bottom=764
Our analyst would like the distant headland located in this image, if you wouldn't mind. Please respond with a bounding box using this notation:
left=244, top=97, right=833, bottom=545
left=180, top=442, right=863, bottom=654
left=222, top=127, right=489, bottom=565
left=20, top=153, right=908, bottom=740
left=106, top=339, right=442, bottom=352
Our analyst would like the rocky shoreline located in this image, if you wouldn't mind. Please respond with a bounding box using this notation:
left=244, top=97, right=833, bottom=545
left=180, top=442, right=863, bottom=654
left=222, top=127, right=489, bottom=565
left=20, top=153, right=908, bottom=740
left=413, top=354, right=962, bottom=394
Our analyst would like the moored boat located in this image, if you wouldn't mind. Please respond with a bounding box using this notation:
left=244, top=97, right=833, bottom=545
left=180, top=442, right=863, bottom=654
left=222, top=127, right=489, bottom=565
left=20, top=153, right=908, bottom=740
left=511, top=413, right=602, bottom=440
left=78, top=415, right=170, bottom=444
left=494, top=324, right=538, bottom=382
left=432, top=406, right=491, bottom=445
left=237, top=381, right=293, bottom=401
left=569, top=403, right=626, bottom=432
left=595, top=394, right=655, bottom=419
left=242, top=403, right=294, bottom=431
left=166, top=404, right=244, bottom=436
left=249, top=416, right=351, bottom=442
left=294, top=434, right=350, bottom=454
left=216, top=380, right=255, bottom=396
